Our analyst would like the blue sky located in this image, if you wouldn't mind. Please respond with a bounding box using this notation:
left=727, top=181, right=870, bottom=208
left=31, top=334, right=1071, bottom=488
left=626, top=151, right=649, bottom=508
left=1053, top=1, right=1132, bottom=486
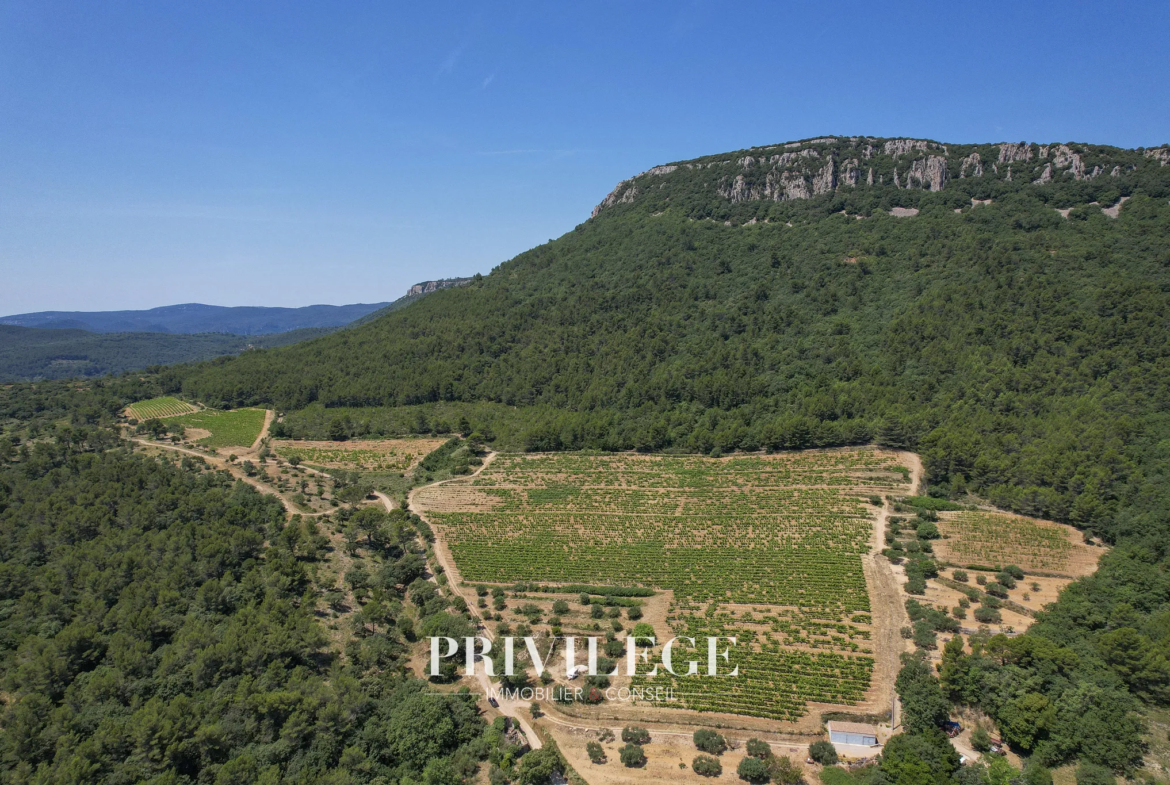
left=2, top=1, right=1168, bottom=314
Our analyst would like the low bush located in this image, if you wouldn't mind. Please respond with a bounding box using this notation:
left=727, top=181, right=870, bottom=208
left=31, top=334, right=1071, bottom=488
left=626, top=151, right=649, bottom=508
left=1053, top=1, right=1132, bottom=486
left=693, top=755, right=723, bottom=777
left=620, top=743, right=646, bottom=768
left=809, top=740, right=839, bottom=765
left=694, top=729, right=727, bottom=755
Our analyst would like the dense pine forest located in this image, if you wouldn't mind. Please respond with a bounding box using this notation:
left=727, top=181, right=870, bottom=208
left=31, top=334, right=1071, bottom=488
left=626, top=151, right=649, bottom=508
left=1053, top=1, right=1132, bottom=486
left=0, top=384, right=557, bottom=783
left=3, top=136, right=1170, bottom=781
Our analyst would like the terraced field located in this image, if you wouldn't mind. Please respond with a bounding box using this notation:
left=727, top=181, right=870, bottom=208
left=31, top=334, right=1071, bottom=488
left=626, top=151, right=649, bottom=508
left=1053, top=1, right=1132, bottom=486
left=126, top=396, right=199, bottom=420
left=274, top=438, right=447, bottom=472
left=934, top=510, right=1102, bottom=578
left=414, top=448, right=911, bottom=721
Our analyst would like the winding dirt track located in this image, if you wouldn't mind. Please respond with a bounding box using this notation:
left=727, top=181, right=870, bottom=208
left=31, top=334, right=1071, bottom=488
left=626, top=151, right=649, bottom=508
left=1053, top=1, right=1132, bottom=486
left=403, top=455, right=546, bottom=749
left=130, top=437, right=312, bottom=516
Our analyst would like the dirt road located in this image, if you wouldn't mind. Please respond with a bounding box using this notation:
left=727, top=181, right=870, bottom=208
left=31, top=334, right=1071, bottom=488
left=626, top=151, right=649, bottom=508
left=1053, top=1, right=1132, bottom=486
left=405, top=454, right=543, bottom=749
left=131, top=437, right=312, bottom=516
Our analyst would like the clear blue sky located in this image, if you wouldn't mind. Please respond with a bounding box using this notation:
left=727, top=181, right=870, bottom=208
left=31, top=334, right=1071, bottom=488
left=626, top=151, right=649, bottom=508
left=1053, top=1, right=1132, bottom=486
left=2, top=1, right=1168, bottom=314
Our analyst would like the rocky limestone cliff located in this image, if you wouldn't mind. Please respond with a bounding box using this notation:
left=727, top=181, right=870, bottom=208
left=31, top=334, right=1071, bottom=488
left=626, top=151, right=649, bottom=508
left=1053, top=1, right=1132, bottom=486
left=589, top=136, right=1167, bottom=217
left=407, top=278, right=473, bottom=297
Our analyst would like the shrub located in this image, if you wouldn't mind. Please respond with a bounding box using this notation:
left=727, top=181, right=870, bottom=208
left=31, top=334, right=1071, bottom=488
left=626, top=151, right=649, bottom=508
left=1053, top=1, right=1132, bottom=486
left=916, top=521, right=940, bottom=539
left=975, top=574, right=987, bottom=586
left=693, top=755, right=723, bottom=777
left=586, top=741, right=606, bottom=764
left=627, top=605, right=643, bottom=620
left=631, top=621, right=656, bottom=640
left=622, top=726, right=651, bottom=745
left=809, top=740, right=839, bottom=765
left=1004, top=565, right=1025, bottom=580
left=953, top=605, right=967, bottom=620
left=620, top=743, right=646, bottom=768
left=952, top=570, right=968, bottom=582
left=970, top=727, right=992, bottom=752
left=819, top=767, right=854, bottom=785
left=985, top=582, right=1008, bottom=598
left=693, top=729, right=727, bottom=755
left=974, top=606, right=1001, bottom=624
left=906, top=573, right=927, bottom=595
left=579, top=592, right=591, bottom=605
left=1075, top=763, right=1114, bottom=785
left=552, top=599, right=569, bottom=614
left=995, top=572, right=1017, bottom=589
left=591, top=604, right=604, bottom=619
left=913, top=620, right=938, bottom=650
left=746, top=738, right=771, bottom=759
left=738, top=756, right=770, bottom=783
left=768, top=755, right=803, bottom=785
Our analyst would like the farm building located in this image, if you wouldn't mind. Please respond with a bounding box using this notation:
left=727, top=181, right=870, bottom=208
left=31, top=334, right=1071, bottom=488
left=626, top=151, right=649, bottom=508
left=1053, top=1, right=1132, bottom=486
left=826, top=721, right=879, bottom=747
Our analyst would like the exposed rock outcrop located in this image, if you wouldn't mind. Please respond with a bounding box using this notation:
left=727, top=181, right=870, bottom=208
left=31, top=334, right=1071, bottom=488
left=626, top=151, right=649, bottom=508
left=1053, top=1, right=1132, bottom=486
left=720, top=175, right=751, bottom=203
left=998, top=142, right=1033, bottom=163
left=1147, top=148, right=1170, bottom=166
left=407, top=278, right=473, bottom=297
left=591, top=180, right=638, bottom=217
left=902, top=156, right=949, bottom=191
left=589, top=136, right=1163, bottom=217
left=960, top=153, right=983, bottom=178
left=769, top=171, right=811, bottom=201
left=1051, top=145, right=1085, bottom=179
left=884, top=139, right=930, bottom=157
left=812, top=160, right=836, bottom=195
left=842, top=159, right=861, bottom=187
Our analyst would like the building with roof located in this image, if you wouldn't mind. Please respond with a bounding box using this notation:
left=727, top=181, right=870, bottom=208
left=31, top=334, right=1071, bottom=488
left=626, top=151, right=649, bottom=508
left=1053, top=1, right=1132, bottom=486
left=826, top=721, right=880, bottom=747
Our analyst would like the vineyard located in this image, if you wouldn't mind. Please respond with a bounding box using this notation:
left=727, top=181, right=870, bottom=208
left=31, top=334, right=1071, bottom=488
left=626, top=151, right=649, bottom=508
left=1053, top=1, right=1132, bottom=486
left=274, top=438, right=448, bottom=472
left=934, top=511, right=1101, bottom=577
left=415, top=448, right=911, bottom=721
left=171, top=408, right=267, bottom=449
left=126, top=396, right=198, bottom=420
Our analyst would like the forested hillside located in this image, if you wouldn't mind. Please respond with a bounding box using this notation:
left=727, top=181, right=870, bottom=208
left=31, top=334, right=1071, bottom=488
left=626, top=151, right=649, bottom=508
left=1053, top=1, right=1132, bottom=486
left=174, top=138, right=1170, bottom=547
left=0, top=383, right=547, bottom=783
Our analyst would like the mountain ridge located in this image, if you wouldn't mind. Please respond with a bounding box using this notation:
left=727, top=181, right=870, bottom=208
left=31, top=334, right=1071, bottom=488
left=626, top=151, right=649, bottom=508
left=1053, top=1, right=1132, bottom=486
left=0, top=301, right=391, bottom=335
left=592, top=136, right=1169, bottom=220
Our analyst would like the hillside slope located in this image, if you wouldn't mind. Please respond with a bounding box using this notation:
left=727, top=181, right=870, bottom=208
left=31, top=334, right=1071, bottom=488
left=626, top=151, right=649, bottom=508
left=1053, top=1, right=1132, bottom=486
left=175, top=137, right=1170, bottom=544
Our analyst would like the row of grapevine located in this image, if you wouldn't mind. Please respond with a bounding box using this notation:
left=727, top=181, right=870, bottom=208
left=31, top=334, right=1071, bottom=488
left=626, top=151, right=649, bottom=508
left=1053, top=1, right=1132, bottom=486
left=417, top=447, right=910, bottom=719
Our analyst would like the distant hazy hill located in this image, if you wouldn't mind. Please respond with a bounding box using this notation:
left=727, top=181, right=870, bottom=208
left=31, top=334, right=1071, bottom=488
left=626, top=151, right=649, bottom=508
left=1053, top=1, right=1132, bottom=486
left=0, top=301, right=391, bottom=335
left=0, top=282, right=470, bottom=381
left=0, top=324, right=338, bottom=382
